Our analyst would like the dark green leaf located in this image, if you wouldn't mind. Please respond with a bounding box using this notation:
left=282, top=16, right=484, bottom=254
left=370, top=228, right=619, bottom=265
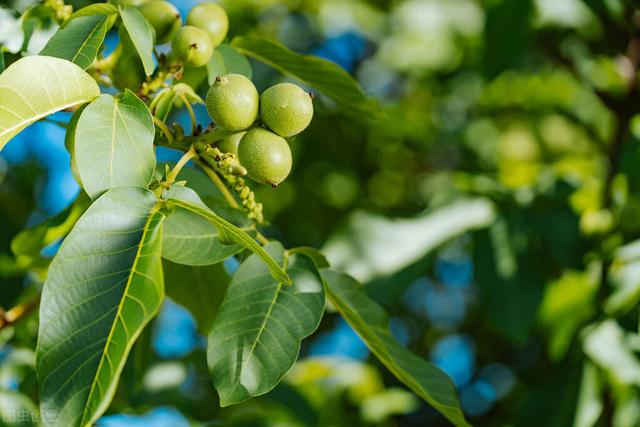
left=73, top=90, right=156, bottom=199
left=169, top=197, right=291, bottom=284
left=207, top=44, right=252, bottom=84
left=40, top=14, right=109, bottom=70
left=321, top=269, right=469, bottom=427
left=37, top=187, right=165, bottom=426
left=164, top=260, right=230, bottom=333
left=11, top=193, right=90, bottom=258
left=208, top=242, right=324, bottom=405
left=288, top=246, right=330, bottom=268
left=162, top=185, right=243, bottom=265
left=0, top=47, right=4, bottom=74
left=231, top=35, right=379, bottom=120
left=119, top=6, right=155, bottom=76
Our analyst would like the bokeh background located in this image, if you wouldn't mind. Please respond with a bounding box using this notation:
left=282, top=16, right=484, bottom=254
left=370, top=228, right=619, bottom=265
left=2, top=0, right=640, bottom=426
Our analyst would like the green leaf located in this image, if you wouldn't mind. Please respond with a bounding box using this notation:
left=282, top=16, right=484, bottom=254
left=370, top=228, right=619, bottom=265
left=40, top=14, right=109, bottom=70
left=207, top=43, right=252, bottom=84
left=162, top=185, right=243, bottom=265
left=288, top=246, right=330, bottom=269
left=574, top=361, right=603, bottom=427
left=207, top=242, right=324, bottom=405
left=232, top=35, right=379, bottom=120
left=37, top=187, right=165, bottom=427
left=73, top=90, right=156, bottom=199
left=169, top=197, right=291, bottom=285
left=11, top=193, right=90, bottom=258
left=320, top=270, right=470, bottom=427
left=0, top=47, right=4, bottom=74
left=164, top=260, right=229, bottom=333
left=0, top=56, right=100, bottom=150
left=119, top=6, right=155, bottom=76
left=63, top=4, right=118, bottom=26
left=0, top=390, right=38, bottom=427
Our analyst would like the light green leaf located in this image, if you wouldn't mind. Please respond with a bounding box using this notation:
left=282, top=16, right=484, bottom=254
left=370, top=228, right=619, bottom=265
left=208, top=242, right=324, bottom=405
left=606, top=239, right=640, bottom=315
left=169, top=197, right=291, bottom=285
left=163, top=185, right=243, bottom=265
left=0, top=56, right=100, bottom=150
left=207, top=43, right=252, bottom=84
left=321, top=270, right=470, bottom=427
left=37, top=187, right=165, bottom=427
left=73, top=90, right=156, bottom=199
left=232, top=35, right=379, bottom=120
left=164, top=260, right=230, bottom=333
left=119, top=6, right=155, bottom=76
left=574, top=361, right=602, bottom=427
left=63, top=4, right=118, bottom=27
left=0, top=390, right=38, bottom=427
left=40, top=14, right=109, bottom=69
left=583, top=320, right=640, bottom=386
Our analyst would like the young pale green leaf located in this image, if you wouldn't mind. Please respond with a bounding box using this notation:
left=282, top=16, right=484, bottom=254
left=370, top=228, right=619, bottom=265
left=0, top=56, right=100, bottom=150
left=231, top=35, right=379, bottom=120
left=164, top=260, right=230, bottom=333
left=40, top=14, right=109, bottom=69
left=208, top=242, right=325, bottom=406
left=207, top=44, right=252, bottom=84
left=169, top=197, right=291, bottom=285
left=162, top=185, right=243, bottom=265
left=320, top=270, right=470, bottom=427
left=37, top=187, right=165, bottom=427
left=63, top=3, right=118, bottom=27
left=119, top=6, right=155, bottom=76
left=73, top=90, right=156, bottom=199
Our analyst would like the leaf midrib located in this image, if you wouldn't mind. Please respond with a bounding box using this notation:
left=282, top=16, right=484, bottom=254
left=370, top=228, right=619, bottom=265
left=70, top=16, right=106, bottom=65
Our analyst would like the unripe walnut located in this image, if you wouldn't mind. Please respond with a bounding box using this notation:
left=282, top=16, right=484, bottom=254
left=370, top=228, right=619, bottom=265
left=238, top=128, right=292, bottom=186
left=206, top=74, right=259, bottom=131
left=171, top=26, right=213, bottom=67
left=260, top=83, right=313, bottom=137
left=186, top=3, right=229, bottom=47
left=217, top=131, right=246, bottom=156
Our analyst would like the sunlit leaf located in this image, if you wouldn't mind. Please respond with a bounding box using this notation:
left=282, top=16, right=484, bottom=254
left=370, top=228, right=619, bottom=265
left=0, top=56, right=100, bottom=150
left=72, top=90, right=156, bottom=199
left=63, top=3, right=118, bottom=26
left=37, top=187, right=165, bottom=427
left=574, top=361, right=603, bottom=427
left=208, top=242, right=324, bottom=405
left=321, top=269, right=469, bottom=427
left=40, top=14, right=109, bottom=69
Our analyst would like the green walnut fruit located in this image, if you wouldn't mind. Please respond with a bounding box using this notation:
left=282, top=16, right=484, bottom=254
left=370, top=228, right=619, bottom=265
left=138, top=0, right=181, bottom=44
left=186, top=3, right=228, bottom=47
left=238, top=128, right=292, bottom=186
left=171, top=26, right=213, bottom=67
left=260, top=83, right=314, bottom=137
left=217, top=131, right=246, bottom=155
left=206, top=74, right=259, bottom=131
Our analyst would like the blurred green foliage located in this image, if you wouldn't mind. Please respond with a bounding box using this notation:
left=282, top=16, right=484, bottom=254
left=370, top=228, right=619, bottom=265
left=3, top=0, right=640, bottom=425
